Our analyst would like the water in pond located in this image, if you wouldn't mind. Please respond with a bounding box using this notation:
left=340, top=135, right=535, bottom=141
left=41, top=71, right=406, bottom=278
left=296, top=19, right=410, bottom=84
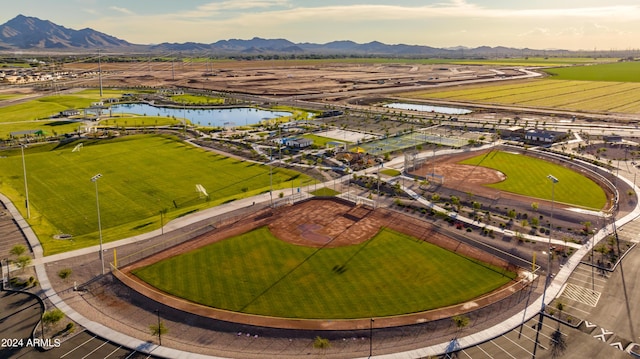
left=110, top=103, right=291, bottom=126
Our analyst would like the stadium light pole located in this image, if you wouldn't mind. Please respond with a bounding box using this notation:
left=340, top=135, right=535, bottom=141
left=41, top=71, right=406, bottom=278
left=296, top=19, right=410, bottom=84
left=91, top=173, right=105, bottom=275
left=369, top=318, right=374, bottom=358
left=155, top=309, right=162, bottom=346
left=20, top=144, right=30, bottom=219
left=591, top=227, right=597, bottom=292
left=532, top=174, right=558, bottom=359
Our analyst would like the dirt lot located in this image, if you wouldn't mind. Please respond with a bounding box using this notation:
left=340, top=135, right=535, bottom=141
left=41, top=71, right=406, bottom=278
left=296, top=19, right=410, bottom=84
left=63, top=60, right=510, bottom=96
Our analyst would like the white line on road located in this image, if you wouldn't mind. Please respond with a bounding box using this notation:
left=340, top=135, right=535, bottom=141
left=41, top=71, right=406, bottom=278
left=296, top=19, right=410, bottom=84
left=60, top=335, right=97, bottom=358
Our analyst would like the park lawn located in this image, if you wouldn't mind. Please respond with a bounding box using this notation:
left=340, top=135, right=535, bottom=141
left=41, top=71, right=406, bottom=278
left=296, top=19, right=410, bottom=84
left=99, top=116, right=182, bottom=127
left=302, top=133, right=350, bottom=147
left=310, top=187, right=340, bottom=196
left=0, top=134, right=313, bottom=255
left=0, top=95, right=96, bottom=123
left=459, top=151, right=607, bottom=209
left=380, top=169, right=401, bottom=177
left=0, top=120, right=82, bottom=140
left=169, top=94, right=224, bottom=105
left=132, top=227, right=515, bottom=319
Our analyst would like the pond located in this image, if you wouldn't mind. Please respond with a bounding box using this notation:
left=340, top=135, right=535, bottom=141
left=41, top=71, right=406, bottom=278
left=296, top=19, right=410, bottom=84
left=384, top=103, right=472, bottom=115
left=110, top=103, right=292, bottom=126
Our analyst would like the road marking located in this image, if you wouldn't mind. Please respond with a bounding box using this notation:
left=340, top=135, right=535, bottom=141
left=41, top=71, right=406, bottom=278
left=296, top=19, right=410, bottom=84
left=501, top=333, right=534, bottom=356
left=594, top=328, right=614, bottom=342
left=611, top=342, right=624, bottom=350
left=82, top=341, right=109, bottom=359
left=489, top=339, right=518, bottom=359
left=104, top=346, right=122, bottom=358
left=60, top=335, right=97, bottom=358
left=585, top=321, right=597, bottom=328
left=560, top=283, right=601, bottom=307
left=124, top=351, right=139, bottom=359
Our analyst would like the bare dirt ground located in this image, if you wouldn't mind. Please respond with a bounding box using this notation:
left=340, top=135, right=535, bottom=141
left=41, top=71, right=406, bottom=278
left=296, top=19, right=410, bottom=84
left=411, top=149, right=507, bottom=199
left=62, top=61, right=507, bottom=96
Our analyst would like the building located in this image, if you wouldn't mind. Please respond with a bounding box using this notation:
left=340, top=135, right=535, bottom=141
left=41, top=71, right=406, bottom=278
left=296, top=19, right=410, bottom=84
left=524, top=129, right=565, bottom=143
left=284, top=137, right=313, bottom=148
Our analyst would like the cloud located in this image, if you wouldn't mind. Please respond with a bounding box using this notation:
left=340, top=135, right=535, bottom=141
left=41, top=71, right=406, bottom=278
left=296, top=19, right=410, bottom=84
left=109, top=6, right=133, bottom=15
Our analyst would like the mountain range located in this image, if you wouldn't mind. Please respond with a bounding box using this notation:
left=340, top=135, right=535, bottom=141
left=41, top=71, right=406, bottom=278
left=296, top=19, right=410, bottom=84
left=0, top=15, right=571, bottom=57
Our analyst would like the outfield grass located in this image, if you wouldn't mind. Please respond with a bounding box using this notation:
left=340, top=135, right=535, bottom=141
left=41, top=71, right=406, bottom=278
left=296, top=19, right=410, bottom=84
left=0, top=134, right=313, bottom=255
left=132, top=227, right=515, bottom=319
left=459, top=151, right=607, bottom=209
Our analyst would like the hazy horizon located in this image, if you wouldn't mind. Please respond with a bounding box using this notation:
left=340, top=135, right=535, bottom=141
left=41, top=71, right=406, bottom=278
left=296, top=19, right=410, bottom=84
left=2, top=1, right=640, bottom=51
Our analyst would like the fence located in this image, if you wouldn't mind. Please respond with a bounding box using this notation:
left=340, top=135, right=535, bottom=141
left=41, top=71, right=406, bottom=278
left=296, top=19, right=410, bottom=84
left=113, top=202, right=272, bottom=270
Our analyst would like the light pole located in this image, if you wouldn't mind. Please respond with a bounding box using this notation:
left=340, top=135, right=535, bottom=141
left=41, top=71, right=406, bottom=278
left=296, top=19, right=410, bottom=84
left=20, top=144, right=30, bottom=219
left=369, top=318, right=374, bottom=358
left=546, top=174, right=558, bottom=274
left=91, top=173, right=104, bottom=275
left=155, top=309, right=162, bottom=346
left=532, top=174, right=558, bottom=359
left=591, top=227, right=597, bottom=292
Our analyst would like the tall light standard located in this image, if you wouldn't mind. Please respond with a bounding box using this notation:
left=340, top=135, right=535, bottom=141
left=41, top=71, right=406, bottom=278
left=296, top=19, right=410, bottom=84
left=591, top=227, right=597, bottom=292
left=20, top=144, right=30, bottom=219
left=546, top=174, right=558, bottom=273
left=369, top=318, right=374, bottom=358
left=532, top=174, right=558, bottom=359
left=91, top=173, right=104, bottom=275
left=155, top=309, right=162, bottom=346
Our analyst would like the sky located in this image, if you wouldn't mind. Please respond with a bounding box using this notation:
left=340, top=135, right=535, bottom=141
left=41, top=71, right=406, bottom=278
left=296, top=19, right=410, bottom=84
left=2, top=0, right=640, bottom=51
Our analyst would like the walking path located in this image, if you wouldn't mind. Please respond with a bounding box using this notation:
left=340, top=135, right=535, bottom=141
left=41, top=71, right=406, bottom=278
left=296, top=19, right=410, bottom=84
left=3, top=147, right=640, bottom=358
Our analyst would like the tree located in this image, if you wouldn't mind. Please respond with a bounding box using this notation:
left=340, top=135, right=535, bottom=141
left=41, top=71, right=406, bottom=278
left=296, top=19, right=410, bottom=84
left=9, top=244, right=26, bottom=257
left=149, top=321, right=168, bottom=344
left=58, top=268, right=72, bottom=281
left=15, top=255, right=31, bottom=271
left=313, top=336, right=331, bottom=350
left=549, top=329, right=567, bottom=358
left=42, top=309, right=65, bottom=335
left=531, top=202, right=539, bottom=212
left=452, top=315, right=469, bottom=338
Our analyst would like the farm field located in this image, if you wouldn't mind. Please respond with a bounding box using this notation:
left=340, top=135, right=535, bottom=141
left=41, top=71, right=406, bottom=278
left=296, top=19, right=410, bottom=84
left=543, top=61, right=640, bottom=82
left=401, top=79, right=640, bottom=114
left=459, top=151, right=607, bottom=209
left=132, top=226, right=516, bottom=319
left=0, top=134, right=313, bottom=255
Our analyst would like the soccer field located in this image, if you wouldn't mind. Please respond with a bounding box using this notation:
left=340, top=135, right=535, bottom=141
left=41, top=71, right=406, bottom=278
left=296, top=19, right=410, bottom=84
left=132, top=227, right=516, bottom=319
left=0, top=135, right=313, bottom=255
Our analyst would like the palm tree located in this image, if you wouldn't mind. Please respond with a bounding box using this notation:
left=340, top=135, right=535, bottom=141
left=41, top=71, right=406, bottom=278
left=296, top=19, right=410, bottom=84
left=549, top=329, right=567, bottom=358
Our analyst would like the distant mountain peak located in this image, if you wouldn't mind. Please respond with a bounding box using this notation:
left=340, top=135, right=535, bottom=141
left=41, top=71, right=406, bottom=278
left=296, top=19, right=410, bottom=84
left=0, top=15, right=571, bottom=56
left=0, top=14, right=133, bottom=50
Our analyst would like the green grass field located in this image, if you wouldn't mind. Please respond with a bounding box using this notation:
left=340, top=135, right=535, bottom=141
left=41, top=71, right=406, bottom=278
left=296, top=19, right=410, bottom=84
left=544, top=61, right=640, bottom=82
left=99, top=116, right=181, bottom=127
left=302, top=133, right=350, bottom=147
left=402, top=79, right=640, bottom=113
left=0, top=120, right=82, bottom=140
left=132, top=226, right=515, bottom=319
left=459, top=151, right=607, bottom=209
left=0, top=134, right=313, bottom=255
